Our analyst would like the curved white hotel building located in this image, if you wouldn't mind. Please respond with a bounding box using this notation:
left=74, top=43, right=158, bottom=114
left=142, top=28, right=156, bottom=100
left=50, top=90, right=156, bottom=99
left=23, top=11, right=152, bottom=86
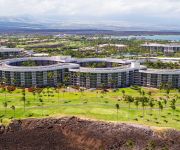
left=0, top=48, right=179, bottom=88
left=0, top=57, right=179, bottom=88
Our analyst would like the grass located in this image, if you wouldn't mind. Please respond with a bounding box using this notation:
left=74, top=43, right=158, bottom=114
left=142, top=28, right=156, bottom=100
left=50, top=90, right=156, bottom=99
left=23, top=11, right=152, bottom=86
left=0, top=87, right=179, bottom=130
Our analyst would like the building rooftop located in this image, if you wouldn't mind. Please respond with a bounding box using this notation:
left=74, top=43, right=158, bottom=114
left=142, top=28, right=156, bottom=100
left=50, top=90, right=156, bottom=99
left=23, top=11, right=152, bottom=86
left=0, top=57, right=79, bottom=72
left=139, top=68, right=180, bottom=74
left=0, top=47, right=23, bottom=52
left=98, top=44, right=127, bottom=48
left=141, top=43, right=180, bottom=48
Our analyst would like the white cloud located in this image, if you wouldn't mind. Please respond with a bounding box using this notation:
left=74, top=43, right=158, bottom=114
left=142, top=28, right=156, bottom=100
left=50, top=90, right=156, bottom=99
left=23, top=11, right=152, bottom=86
left=0, top=0, right=180, bottom=25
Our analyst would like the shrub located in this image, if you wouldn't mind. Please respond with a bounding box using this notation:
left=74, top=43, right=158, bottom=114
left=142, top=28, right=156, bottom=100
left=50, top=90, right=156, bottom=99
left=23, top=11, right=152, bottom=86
left=26, top=113, right=34, bottom=117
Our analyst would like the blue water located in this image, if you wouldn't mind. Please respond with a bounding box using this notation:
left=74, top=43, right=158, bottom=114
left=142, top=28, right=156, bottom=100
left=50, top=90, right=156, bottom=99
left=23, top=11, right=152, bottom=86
left=111, top=35, right=180, bottom=41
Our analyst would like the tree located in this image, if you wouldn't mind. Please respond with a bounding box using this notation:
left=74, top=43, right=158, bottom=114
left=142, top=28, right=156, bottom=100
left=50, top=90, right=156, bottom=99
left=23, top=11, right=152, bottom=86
left=115, top=104, right=120, bottom=121
left=163, top=98, right=167, bottom=108
left=134, top=99, right=139, bottom=110
left=6, top=85, right=16, bottom=93
left=1, top=86, right=7, bottom=103
left=21, top=88, right=26, bottom=112
left=134, top=98, right=140, bottom=118
left=149, top=99, right=155, bottom=115
left=56, top=83, right=62, bottom=103
left=11, top=105, right=16, bottom=118
left=79, top=87, right=85, bottom=101
left=140, top=96, right=148, bottom=118
left=147, top=91, right=152, bottom=97
left=124, top=95, right=134, bottom=110
left=158, top=101, right=163, bottom=116
left=28, top=87, right=36, bottom=101
left=124, top=95, right=134, bottom=119
left=46, top=87, right=51, bottom=101
left=3, top=102, right=7, bottom=116
left=166, top=88, right=170, bottom=95
left=141, top=90, right=145, bottom=96
left=170, top=99, right=176, bottom=116
left=121, top=90, right=126, bottom=97
left=39, top=96, right=44, bottom=116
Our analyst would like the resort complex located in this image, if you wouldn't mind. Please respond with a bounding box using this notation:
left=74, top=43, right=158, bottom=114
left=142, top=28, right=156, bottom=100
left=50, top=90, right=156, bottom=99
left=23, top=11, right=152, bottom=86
left=1, top=1, right=180, bottom=149
left=0, top=48, right=179, bottom=88
left=0, top=47, right=31, bottom=59
left=0, top=36, right=180, bottom=150
left=141, top=43, right=180, bottom=53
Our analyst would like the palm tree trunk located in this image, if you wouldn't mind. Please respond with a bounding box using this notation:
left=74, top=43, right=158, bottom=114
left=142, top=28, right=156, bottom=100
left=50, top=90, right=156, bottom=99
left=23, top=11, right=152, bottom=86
left=24, top=101, right=25, bottom=112
left=128, top=103, right=130, bottom=120
left=117, top=109, right=118, bottom=122
left=13, top=110, right=15, bottom=118
left=4, top=107, right=6, bottom=116
left=142, top=107, right=145, bottom=118
left=5, top=92, right=6, bottom=103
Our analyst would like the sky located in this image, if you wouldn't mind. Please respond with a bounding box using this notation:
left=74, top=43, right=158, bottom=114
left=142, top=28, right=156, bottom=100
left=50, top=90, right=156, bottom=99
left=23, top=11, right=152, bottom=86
left=0, top=0, right=180, bottom=29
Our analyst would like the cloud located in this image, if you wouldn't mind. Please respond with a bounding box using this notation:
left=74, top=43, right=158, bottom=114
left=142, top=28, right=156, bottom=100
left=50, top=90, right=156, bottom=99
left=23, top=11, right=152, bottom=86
left=0, top=0, right=180, bottom=26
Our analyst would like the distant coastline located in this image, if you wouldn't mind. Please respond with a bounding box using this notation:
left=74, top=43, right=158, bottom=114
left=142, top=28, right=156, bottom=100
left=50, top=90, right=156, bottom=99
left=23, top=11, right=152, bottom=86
left=1, top=29, right=180, bottom=36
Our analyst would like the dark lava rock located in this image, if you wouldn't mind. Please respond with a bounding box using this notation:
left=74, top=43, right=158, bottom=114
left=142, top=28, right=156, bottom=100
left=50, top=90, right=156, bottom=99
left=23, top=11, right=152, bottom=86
left=0, top=117, right=179, bottom=150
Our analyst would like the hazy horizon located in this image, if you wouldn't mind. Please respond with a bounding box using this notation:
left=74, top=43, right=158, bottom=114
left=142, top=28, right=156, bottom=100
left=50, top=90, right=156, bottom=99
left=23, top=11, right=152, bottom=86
left=1, top=0, right=180, bottom=30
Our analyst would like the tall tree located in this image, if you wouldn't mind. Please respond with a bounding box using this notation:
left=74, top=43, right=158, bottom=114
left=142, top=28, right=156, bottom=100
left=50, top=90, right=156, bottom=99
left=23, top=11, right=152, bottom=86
left=121, top=90, right=126, bottom=97
left=170, top=99, right=176, bottom=116
left=158, top=101, right=163, bottom=116
left=21, top=88, right=26, bottom=112
left=149, top=99, right=155, bottom=115
left=115, top=104, right=120, bottom=121
left=124, top=95, right=134, bottom=119
left=3, top=102, right=7, bottom=116
left=11, top=105, right=16, bottom=118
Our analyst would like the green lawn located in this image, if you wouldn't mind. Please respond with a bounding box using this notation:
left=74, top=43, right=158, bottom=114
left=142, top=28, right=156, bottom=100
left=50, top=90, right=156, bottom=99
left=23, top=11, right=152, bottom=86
left=0, top=87, right=179, bottom=129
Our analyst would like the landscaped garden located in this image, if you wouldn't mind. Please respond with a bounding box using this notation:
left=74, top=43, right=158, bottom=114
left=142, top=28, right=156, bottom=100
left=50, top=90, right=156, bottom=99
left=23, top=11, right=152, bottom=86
left=0, top=85, right=179, bottom=130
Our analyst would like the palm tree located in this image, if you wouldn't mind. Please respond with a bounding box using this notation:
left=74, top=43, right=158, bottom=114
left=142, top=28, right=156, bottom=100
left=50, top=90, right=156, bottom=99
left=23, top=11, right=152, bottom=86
left=11, top=105, right=15, bottom=118
left=21, top=88, right=26, bottom=112
left=46, top=87, right=51, bottom=101
left=124, top=95, right=134, bottom=119
left=56, top=83, right=62, bottom=103
left=28, top=87, right=36, bottom=101
left=1, top=86, right=7, bottom=103
left=140, top=97, right=148, bottom=118
left=115, top=104, right=120, bottom=121
left=124, top=95, right=134, bottom=110
left=39, top=97, right=44, bottom=116
left=166, top=88, right=170, bottom=95
left=141, top=90, right=145, bottom=96
left=149, top=99, right=155, bottom=115
left=158, top=101, right=163, bottom=116
left=138, top=88, right=142, bottom=95
left=134, top=98, right=140, bottom=118
left=3, top=102, right=7, bottom=116
left=170, top=99, right=176, bottom=116
left=163, top=98, right=167, bottom=108
left=134, top=98, right=139, bottom=110
left=147, top=91, right=152, bottom=97
left=121, top=89, right=125, bottom=97
left=79, top=87, right=85, bottom=101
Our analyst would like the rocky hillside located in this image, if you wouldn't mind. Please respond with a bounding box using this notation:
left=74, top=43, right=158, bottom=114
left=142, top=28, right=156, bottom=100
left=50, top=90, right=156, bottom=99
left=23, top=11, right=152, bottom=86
left=0, top=117, right=179, bottom=150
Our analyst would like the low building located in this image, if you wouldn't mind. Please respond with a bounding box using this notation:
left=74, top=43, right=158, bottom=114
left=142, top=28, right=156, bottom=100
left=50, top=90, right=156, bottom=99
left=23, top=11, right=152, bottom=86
left=137, top=69, right=180, bottom=88
left=141, top=43, right=180, bottom=53
left=98, top=44, right=127, bottom=50
left=0, top=47, right=29, bottom=59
